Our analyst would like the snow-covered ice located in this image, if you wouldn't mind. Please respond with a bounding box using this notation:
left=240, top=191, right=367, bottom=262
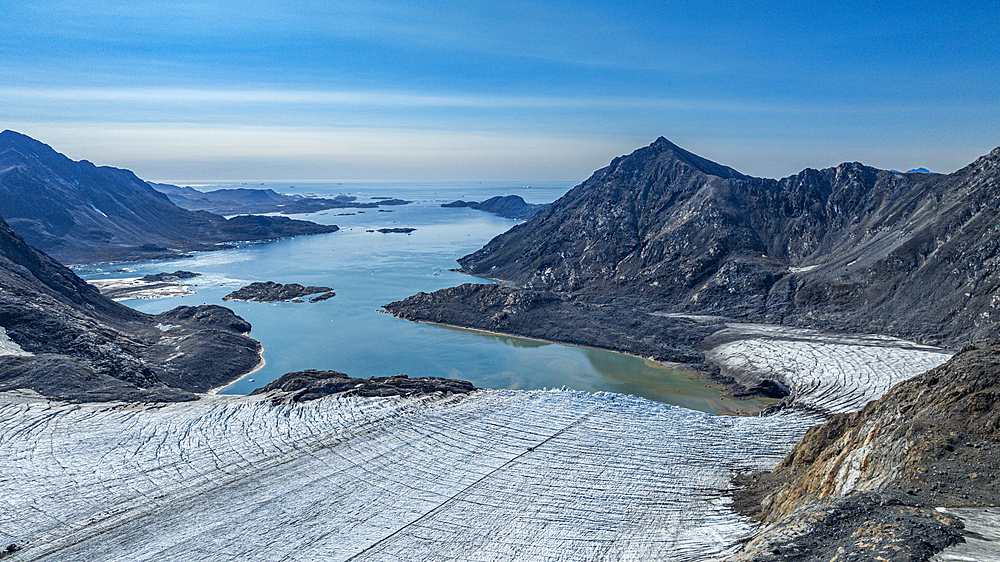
left=0, top=323, right=955, bottom=561
left=0, top=326, right=31, bottom=357
left=704, top=324, right=952, bottom=415
left=0, top=390, right=811, bottom=561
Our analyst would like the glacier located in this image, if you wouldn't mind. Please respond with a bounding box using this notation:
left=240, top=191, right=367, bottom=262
left=0, top=326, right=954, bottom=561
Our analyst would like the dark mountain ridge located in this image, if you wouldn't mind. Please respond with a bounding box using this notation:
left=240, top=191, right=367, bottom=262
left=454, top=137, right=1000, bottom=347
left=0, top=131, right=338, bottom=264
left=385, top=138, right=1000, bottom=559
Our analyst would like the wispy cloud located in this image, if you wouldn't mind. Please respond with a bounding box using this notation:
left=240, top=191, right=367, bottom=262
left=2, top=1, right=996, bottom=181
left=4, top=86, right=987, bottom=115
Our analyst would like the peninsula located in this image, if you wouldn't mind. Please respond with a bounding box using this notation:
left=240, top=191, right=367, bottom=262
left=0, top=131, right=339, bottom=264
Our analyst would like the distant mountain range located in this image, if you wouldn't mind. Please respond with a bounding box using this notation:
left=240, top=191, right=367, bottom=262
left=149, top=182, right=410, bottom=216
left=0, top=131, right=338, bottom=264
left=890, top=167, right=934, bottom=174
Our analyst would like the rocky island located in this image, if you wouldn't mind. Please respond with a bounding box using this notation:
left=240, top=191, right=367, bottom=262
left=441, top=195, right=548, bottom=219
left=150, top=183, right=412, bottom=215
left=222, top=281, right=335, bottom=303
left=375, top=227, right=416, bottom=234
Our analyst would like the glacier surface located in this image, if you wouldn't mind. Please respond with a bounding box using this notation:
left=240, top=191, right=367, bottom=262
left=0, top=325, right=953, bottom=561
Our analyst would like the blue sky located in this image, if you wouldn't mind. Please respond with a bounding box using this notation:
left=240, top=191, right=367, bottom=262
left=2, top=1, right=997, bottom=181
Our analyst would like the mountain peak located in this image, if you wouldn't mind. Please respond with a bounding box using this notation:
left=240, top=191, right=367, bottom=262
left=644, top=137, right=750, bottom=180
left=0, top=130, right=65, bottom=164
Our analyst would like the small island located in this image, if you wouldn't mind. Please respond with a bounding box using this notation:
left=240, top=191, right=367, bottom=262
left=376, top=227, right=416, bottom=234
left=223, top=281, right=335, bottom=303
left=251, top=369, right=476, bottom=402
left=441, top=195, right=548, bottom=220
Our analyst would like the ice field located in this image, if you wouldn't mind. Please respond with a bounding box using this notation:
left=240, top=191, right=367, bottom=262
left=0, top=326, right=954, bottom=561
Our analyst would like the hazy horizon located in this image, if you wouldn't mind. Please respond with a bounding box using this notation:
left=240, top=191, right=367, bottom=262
left=3, top=2, right=997, bottom=182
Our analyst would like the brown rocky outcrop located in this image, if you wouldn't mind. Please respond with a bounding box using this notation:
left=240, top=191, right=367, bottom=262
left=730, top=339, right=1000, bottom=560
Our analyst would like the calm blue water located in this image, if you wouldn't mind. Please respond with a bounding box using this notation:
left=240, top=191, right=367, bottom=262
left=76, top=181, right=743, bottom=413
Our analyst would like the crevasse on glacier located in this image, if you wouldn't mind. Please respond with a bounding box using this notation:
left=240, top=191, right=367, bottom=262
left=0, top=327, right=951, bottom=561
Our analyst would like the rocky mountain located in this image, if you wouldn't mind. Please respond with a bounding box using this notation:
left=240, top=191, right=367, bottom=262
left=0, top=214, right=262, bottom=401
left=150, top=182, right=410, bottom=215
left=451, top=138, right=1000, bottom=347
left=386, top=138, right=1000, bottom=560
left=0, top=131, right=338, bottom=264
left=441, top=195, right=548, bottom=219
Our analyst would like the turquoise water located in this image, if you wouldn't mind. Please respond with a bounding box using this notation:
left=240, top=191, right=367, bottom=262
left=76, top=181, right=744, bottom=413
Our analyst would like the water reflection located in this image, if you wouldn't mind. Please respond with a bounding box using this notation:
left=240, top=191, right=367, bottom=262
left=438, top=325, right=549, bottom=349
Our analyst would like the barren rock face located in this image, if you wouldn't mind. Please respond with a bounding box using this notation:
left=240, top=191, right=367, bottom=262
left=456, top=139, right=1000, bottom=347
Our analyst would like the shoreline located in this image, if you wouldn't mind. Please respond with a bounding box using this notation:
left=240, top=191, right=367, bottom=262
left=206, top=352, right=266, bottom=395
left=385, top=313, right=778, bottom=416
left=89, top=276, right=196, bottom=301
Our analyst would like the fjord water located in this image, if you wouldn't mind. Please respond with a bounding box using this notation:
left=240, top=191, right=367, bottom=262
left=77, top=181, right=740, bottom=413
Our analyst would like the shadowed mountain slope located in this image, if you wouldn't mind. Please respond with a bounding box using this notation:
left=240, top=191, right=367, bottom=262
left=455, top=138, right=1000, bottom=347
left=0, top=131, right=338, bottom=264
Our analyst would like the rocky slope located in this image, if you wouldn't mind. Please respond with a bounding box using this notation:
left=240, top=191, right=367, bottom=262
left=0, top=214, right=262, bottom=401
left=0, top=131, right=338, bottom=264
left=729, top=338, right=1000, bottom=560
left=446, top=138, right=1000, bottom=348
left=385, top=283, right=720, bottom=366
